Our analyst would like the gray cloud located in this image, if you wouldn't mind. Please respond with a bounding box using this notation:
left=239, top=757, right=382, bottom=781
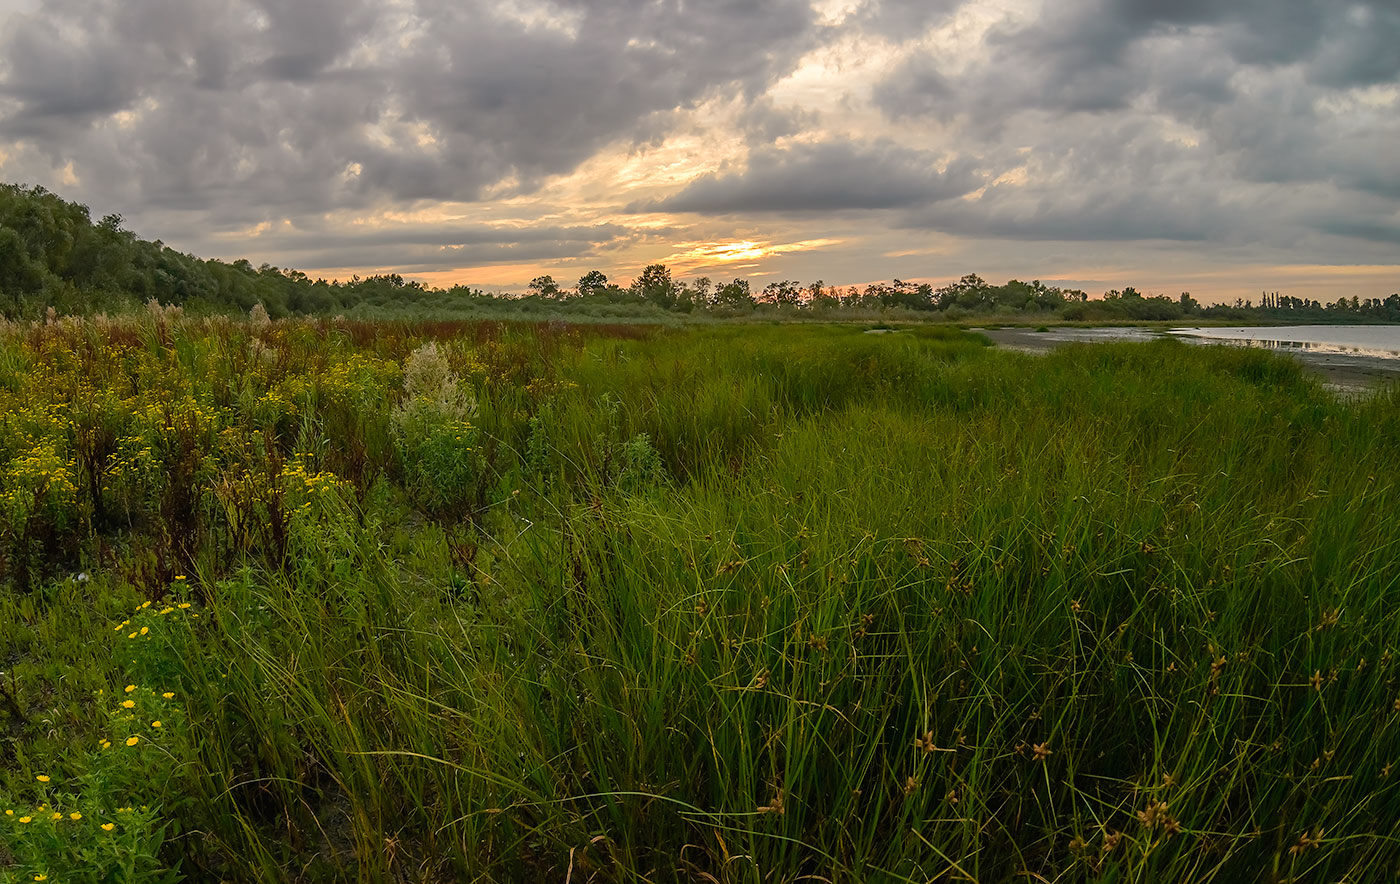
left=0, top=14, right=145, bottom=130
left=899, top=117, right=1258, bottom=242
left=261, top=221, right=628, bottom=254
left=285, top=240, right=617, bottom=273
left=0, top=0, right=1396, bottom=294
left=0, top=0, right=818, bottom=220
left=1317, top=219, right=1400, bottom=246
left=640, top=141, right=982, bottom=214
left=223, top=220, right=634, bottom=273
left=863, top=0, right=1400, bottom=249
left=849, top=0, right=964, bottom=38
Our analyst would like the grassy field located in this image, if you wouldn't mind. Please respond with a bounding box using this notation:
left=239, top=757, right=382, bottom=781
left=2, top=313, right=1399, bottom=883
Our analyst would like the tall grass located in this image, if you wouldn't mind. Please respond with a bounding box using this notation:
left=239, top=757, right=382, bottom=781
left=2, top=319, right=1399, bottom=882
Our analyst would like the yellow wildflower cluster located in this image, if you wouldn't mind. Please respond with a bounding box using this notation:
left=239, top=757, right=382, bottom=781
left=315, top=351, right=400, bottom=406
left=116, top=594, right=198, bottom=643
left=97, top=675, right=181, bottom=756
left=101, top=434, right=160, bottom=494
left=280, top=457, right=352, bottom=512
left=0, top=440, right=78, bottom=520
left=7, top=777, right=127, bottom=838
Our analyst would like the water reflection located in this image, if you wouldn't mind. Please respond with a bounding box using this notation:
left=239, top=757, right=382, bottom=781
left=1168, top=325, right=1400, bottom=360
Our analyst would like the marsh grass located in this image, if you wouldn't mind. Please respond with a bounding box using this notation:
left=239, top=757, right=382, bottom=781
left=2, top=319, right=1399, bottom=882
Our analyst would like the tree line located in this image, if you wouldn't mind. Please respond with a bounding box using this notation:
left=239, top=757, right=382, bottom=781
left=2, top=183, right=1396, bottom=322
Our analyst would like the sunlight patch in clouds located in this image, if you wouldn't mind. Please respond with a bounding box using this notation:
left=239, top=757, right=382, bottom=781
left=495, top=0, right=583, bottom=38
left=663, top=237, right=842, bottom=272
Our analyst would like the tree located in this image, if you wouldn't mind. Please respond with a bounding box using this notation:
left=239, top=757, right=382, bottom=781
left=713, top=279, right=754, bottom=311
left=689, top=276, right=713, bottom=308
left=576, top=270, right=608, bottom=298
left=631, top=263, right=677, bottom=309
left=528, top=275, right=561, bottom=299
left=887, top=279, right=934, bottom=310
left=935, top=274, right=992, bottom=311
left=808, top=281, right=840, bottom=310
left=761, top=280, right=802, bottom=307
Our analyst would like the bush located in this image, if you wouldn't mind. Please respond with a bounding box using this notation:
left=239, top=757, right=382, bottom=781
left=390, top=342, right=484, bottom=517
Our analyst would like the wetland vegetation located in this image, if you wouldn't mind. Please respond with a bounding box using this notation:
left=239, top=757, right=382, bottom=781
left=3, top=312, right=1400, bottom=882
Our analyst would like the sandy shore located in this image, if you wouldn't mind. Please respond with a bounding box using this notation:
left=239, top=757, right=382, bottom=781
left=975, top=326, right=1400, bottom=395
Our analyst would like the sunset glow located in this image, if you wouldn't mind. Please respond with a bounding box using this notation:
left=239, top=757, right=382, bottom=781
left=0, top=0, right=1395, bottom=302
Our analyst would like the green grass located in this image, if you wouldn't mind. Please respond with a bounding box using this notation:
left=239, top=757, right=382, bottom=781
left=2, top=318, right=1399, bottom=882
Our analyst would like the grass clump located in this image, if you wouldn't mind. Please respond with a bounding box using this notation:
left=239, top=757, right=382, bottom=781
left=1, top=317, right=1399, bottom=882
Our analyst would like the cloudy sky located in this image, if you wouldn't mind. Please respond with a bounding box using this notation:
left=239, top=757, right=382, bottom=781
left=1, top=0, right=1397, bottom=302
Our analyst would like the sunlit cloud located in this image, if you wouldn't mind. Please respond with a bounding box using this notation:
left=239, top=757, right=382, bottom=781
left=661, top=238, right=843, bottom=273
left=0, top=0, right=1396, bottom=299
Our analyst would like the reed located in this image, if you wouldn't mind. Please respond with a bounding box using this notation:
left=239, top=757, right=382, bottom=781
left=2, top=318, right=1397, bottom=882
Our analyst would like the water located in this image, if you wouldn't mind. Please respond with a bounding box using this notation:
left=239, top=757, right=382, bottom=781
left=1015, top=327, right=1160, bottom=345
left=1168, top=325, right=1400, bottom=359
left=975, top=324, right=1400, bottom=393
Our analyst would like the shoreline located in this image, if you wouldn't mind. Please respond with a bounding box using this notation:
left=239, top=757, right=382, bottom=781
left=975, top=326, right=1400, bottom=394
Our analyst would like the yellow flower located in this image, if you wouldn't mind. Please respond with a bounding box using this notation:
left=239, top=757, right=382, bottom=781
left=126, top=736, right=140, bottom=746
left=140, top=626, right=149, bottom=636
left=102, top=822, right=116, bottom=831
left=128, top=632, right=138, bottom=639
left=162, top=692, right=174, bottom=699
left=35, top=775, right=49, bottom=783
left=4, top=809, right=11, bottom=815
left=175, top=575, right=186, bottom=581
left=69, top=811, right=82, bottom=820
left=122, top=700, right=135, bottom=709
left=101, top=741, right=111, bottom=749
left=19, top=816, right=31, bottom=823
left=151, top=721, right=162, bottom=728
left=51, top=812, right=62, bottom=820
left=140, top=601, right=151, bottom=609
left=125, top=684, right=136, bottom=693
left=158, top=607, right=174, bottom=615
left=34, top=875, right=47, bottom=881
left=177, top=603, right=191, bottom=609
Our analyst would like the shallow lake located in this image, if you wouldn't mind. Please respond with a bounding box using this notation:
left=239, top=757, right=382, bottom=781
left=1169, top=325, right=1400, bottom=359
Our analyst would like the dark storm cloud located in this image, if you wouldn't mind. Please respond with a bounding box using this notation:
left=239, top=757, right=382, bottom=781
left=0, top=0, right=818, bottom=221
left=641, top=142, right=982, bottom=214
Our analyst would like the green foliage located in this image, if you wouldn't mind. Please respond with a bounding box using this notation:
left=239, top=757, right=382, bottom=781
left=2, top=798, right=177, bottom=884
left=4, top=181, right=1396, bottom=323
left=1, top=594, right=196, bottom=883
left=629, top=263, right=678, bottom=310
left=389, top=342, right=484, bottom=517
left=614, top=433, right=667, bottom=491
left=4, top=318, right=1400, bottom=882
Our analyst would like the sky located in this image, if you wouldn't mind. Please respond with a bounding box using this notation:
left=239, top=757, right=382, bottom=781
left=0, top=0, right=1397, bottom=303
